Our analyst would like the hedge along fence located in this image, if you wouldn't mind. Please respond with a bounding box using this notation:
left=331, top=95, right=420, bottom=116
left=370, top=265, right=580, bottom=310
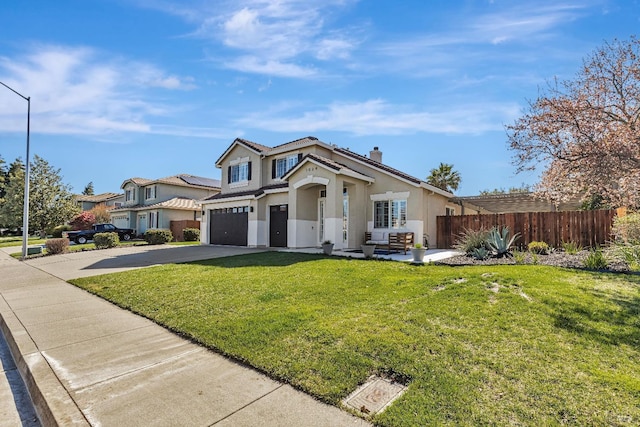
left=436, top=209, right=620, bottom=249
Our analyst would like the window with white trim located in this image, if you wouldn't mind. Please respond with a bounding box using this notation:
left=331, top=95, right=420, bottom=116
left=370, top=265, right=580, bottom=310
left=148, top=211, right=158, bottom=229
left=125, top=188, right=135, bottom=202
left=274, top=154, right=300, bottom=178
left=445, top=207, right=455, bottom=216
left=374, top=200, right=407, bottom=229
left=229, top=162, right=249, bottom=183
left=145, top=185, right=156, bottom=200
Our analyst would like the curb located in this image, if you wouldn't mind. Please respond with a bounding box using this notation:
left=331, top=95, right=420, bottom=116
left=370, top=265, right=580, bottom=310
left=0, top=298, right=89, bottom=426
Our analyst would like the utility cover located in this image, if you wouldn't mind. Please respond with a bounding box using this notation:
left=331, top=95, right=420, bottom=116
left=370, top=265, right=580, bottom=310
left=343, top=376, right=407, bottom=416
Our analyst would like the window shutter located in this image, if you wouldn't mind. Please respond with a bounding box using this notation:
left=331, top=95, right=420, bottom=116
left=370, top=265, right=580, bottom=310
left=227, top=166, right=231, bottom=183
left=247, top=162, right=252, bottom=180
left=272, top=159, right=277, bottom=179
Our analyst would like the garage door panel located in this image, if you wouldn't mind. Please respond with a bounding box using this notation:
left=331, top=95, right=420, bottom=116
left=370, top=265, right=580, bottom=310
left=210, top=210, right=248, bottom=246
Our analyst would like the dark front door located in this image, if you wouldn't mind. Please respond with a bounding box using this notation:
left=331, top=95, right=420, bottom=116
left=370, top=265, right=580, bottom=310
left=210, top=208, right=248, bottom=246
left=269, top=204, right=288, bottom=247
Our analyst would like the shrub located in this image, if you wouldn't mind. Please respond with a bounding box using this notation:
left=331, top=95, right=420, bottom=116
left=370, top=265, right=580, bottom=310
left=183, top=228, right=200, bottom=242
left=583, top=247, right=608, bottom=270
left=454, top=228, right=489, bottom=255
left=611, top=212, right=640, bottom=244
left=45, top=238, right=69, bottom=255
left=528, top=241, right=549, bottom=254
left=486, top=226, right=520, bottom=258
left=94, top=232, right=120, bottom=249
left=90, top=204, right=112, bottom=224
left=144, top=229, right=173, bottom=245
left=608, top=242, right=640, bottom=271
left=69, top=211, right=96, bottom=230
left=471, top=247, right=490, bottom=260
left=562, top=241, right=582, bottom=255
left=513, top=250, right=526, bottom=264
left=51, top=224, right=73, bottom=238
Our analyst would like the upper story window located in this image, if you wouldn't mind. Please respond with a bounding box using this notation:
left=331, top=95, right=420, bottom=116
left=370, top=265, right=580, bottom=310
left=445, top=207, right=455, bottom=216
left=145, top=185, right=157, bottom=200
left=125, top=188, right=136, bottom=202
left=374, top=200, right=407, bottom=229
left=228, top=161, right=251, bottom=184
left=272, top=153, right=303, bottom=179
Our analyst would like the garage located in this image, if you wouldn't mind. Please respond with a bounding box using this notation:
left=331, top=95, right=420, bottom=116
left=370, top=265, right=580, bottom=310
left=111, top=214, right=130, bottom=230
left=209, top=207, right=248, bottom=246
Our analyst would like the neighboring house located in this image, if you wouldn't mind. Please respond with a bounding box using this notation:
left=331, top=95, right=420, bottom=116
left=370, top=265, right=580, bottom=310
left=110, top=174, right=221, bottom=235
left=74, top=192, right=125, bottom=211
left=199, top=136, right=473, bottom=249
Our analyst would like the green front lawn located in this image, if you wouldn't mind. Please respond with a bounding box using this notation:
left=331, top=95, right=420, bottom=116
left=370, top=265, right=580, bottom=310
left=70, top=253, right=640, bottom=426
left=0, top=236, right=47, bottom=248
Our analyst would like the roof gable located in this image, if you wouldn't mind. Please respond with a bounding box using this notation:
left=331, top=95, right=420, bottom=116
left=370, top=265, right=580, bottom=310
left=282, top=153, right=374, bottom=183
left=215, top=138, right=265, bottom=166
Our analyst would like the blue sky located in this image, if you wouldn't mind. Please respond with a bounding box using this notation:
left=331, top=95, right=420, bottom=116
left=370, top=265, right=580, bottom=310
left=0, top=0, right=638, bottom=196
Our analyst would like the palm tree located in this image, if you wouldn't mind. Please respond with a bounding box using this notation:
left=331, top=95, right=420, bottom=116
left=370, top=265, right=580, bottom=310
left=426, top=163, right=461, bottom=193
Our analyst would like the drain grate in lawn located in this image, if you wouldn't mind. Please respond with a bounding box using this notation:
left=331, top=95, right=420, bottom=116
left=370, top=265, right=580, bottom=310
left=342, top=375, right=407, bottom=416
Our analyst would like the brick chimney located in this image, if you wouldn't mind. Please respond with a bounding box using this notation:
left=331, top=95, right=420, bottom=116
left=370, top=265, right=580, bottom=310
left=369, top=146, right=382, bottom=163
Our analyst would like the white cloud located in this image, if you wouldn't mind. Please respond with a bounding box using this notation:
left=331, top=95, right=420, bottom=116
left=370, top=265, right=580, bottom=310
left=373, top=2, right=590, bottom=77
left=152, top=0, right=361, bottom=77
left=0, top=44, right=213, bottom=137
left=236, top=99, right=521, bottom=136
left=223, top=56, right=317, bottom=78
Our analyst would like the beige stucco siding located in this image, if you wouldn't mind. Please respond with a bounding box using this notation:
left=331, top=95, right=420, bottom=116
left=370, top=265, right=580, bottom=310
left=220, top=145, right=263, bottom=193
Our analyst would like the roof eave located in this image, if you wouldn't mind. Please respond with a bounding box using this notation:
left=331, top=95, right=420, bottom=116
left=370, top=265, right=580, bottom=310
left=215, top=138, right=265, bottom=167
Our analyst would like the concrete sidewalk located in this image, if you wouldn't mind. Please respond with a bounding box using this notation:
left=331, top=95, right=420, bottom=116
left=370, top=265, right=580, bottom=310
left=0, top=245, right=370, bottom=426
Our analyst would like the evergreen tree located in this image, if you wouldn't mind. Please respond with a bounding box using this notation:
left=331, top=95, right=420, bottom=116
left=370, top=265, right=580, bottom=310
left=0, top=156, right=79, bottom=234
left=82, top=181, right=95, bottom=196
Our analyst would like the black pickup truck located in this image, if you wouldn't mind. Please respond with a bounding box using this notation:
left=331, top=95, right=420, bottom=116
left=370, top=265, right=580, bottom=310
left=63, top=223, right=135, bottom=244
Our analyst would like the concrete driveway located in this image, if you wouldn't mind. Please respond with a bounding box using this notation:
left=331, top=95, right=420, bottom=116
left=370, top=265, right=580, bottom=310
left=20, top=244, right=265, bottom=280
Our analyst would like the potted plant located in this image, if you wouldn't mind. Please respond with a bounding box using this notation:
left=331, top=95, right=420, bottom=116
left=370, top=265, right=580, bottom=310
left=361, top=242, right=376, bottom=259
left=322, top=240, right=334, bottom=255
left=410, top=243, right=426, bottom=264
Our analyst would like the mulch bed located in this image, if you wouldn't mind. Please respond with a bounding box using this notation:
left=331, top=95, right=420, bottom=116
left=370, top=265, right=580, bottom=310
left=435, top=250, right=632, bottom=273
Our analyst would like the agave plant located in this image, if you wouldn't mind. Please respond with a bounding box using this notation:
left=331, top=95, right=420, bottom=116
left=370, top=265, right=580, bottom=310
left=471, top=246, right=490, bottom=260
left=486, top=226, right=520, bottom=258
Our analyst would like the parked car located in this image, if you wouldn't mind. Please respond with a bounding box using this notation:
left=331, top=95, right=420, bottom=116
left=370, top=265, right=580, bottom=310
left=63, top=223, right=135, bottom=244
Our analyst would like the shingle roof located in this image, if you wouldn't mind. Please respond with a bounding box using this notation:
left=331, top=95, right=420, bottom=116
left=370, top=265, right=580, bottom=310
left=334, top=147, right=422, bottom=185
left=202, top=183, right=289, bottom=201
left=282, top=153, right=374, bottom=182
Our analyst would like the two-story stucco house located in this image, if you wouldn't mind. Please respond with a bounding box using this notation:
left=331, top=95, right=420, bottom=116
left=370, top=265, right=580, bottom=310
left=199, top=136, right=462, bottom=249
left=110, top=174, right=221, bottom=235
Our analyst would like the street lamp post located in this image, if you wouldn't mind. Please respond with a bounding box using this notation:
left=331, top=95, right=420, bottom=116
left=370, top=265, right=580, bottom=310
left=0, top=81, right=30, bottom=260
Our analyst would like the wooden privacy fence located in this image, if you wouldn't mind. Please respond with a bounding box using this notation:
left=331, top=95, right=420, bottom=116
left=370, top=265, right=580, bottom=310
left=170, top=220, right=200, bottom=242
left=436, top=209, right=618, bottom=249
